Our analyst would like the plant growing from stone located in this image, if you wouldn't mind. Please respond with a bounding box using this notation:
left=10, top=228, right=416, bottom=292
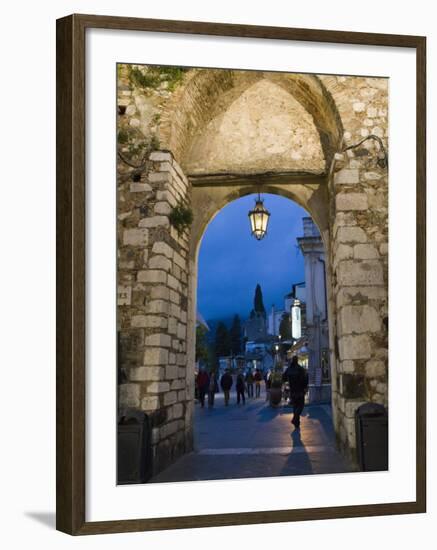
left=117, top=126, right=160, bottom=170
left=169, top=202, right=193, bottom=236
left=128, top=65, right=188, bottom=93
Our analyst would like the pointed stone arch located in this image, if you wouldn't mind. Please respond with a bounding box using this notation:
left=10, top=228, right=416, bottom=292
left=159, top=69, right=343, bottom=171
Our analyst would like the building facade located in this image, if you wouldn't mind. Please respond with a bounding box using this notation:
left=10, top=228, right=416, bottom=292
left=268, top=305, right=285, bottom=336
left=296, top=217, right=331, bottom=402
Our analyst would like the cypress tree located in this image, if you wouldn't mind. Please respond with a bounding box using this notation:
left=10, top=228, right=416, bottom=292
left=215, top=321, right=231, bottom=357
left=254, top=283, right=266, bottom=318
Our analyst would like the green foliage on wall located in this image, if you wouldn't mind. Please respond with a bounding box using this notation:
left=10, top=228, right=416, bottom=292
left=117, top=129, right=130, bottom=144
left=129, top=67, right=161, bottom=89
left=117, top=126, right=160, bottom=167
left=128, top=65, right=188, bottom=92
left=169, top=202, right=193, bottom=236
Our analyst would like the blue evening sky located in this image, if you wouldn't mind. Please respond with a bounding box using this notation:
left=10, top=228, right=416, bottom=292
left=197, top=193, right=308, bottom=322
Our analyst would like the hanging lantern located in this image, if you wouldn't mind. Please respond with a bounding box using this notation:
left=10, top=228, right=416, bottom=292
left=248, top=193, right=270, bottom=240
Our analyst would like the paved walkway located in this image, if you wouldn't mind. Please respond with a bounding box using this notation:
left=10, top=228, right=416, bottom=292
left=151, top=391, right=353, bottom=483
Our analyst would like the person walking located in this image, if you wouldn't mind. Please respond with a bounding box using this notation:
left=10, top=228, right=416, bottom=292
left=196, top=367, right=209, bottom=408
left=220, top=369, right=233, bottom=406
left=245, top=369, right=254, bottom=398
left=285, top=356, right=309, bottom=429
left=208, top=371, right=218, bottom=408
left=194, top=372, right=199, bottom=401
left=236, top=371, right=246, bottom=405
left=254, top=368, right=263, bottom=398
left=264, top=370, right=272, bottom=400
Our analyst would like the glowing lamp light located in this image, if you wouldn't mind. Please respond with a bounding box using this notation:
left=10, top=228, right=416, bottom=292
left=248, top=194, right=270, bottom=240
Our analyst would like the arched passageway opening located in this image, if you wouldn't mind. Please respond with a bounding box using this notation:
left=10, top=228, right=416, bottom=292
left=194, top=192, right=333, bottom=399
left=176, top=192, right=344, bottom=481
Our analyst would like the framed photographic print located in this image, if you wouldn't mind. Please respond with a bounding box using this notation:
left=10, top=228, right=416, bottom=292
left=56, top=14, right=426, bottom=535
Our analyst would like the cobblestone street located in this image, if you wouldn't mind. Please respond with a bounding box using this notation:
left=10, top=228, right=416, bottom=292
left=151, top=391, right=353, bottom=483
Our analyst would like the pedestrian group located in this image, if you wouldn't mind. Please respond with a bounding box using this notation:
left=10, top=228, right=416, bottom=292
left=195, top=356, right=308, bottom=430
left=195, top=367, right=266, bottom=407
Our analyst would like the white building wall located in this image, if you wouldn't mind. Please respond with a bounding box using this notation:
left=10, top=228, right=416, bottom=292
left=268, top=306, right=284, bottom=335
left=297, top=217, right=330, bottom=403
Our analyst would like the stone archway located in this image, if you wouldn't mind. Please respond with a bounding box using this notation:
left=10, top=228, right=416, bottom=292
left=117, top=66, right=389, bottom=474
left=159, top=70, right=343, bottom=170
left=179, top=71, right=342, bottom=463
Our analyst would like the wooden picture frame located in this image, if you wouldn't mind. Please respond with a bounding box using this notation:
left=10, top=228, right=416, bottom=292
left=56, top=13, right=426, bottom=535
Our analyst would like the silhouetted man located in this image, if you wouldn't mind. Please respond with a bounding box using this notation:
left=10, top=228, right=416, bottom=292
left=236, top=371, right=246, bottom=405
left=254, top=369, right=263, bottom=398
left=246, top=370, right=254, bottom=398
left=197, top=367, right=209, bottom=408
left=285, top=356, right=308, bottom=429
left=220, top=369, right=233, bottom=406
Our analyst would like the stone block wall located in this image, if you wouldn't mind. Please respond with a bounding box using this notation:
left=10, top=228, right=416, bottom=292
left=325, top=76, right=389, bottom=460
left=117, top=150, right=193, bottom=474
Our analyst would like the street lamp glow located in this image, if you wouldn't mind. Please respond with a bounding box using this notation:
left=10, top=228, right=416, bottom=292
left=248, top=194, right=270, bottom=240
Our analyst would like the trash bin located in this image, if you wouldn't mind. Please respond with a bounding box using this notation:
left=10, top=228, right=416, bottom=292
left=117, top=409, right=152, bottom=484
left=355, top=403, right=388, bottom=471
